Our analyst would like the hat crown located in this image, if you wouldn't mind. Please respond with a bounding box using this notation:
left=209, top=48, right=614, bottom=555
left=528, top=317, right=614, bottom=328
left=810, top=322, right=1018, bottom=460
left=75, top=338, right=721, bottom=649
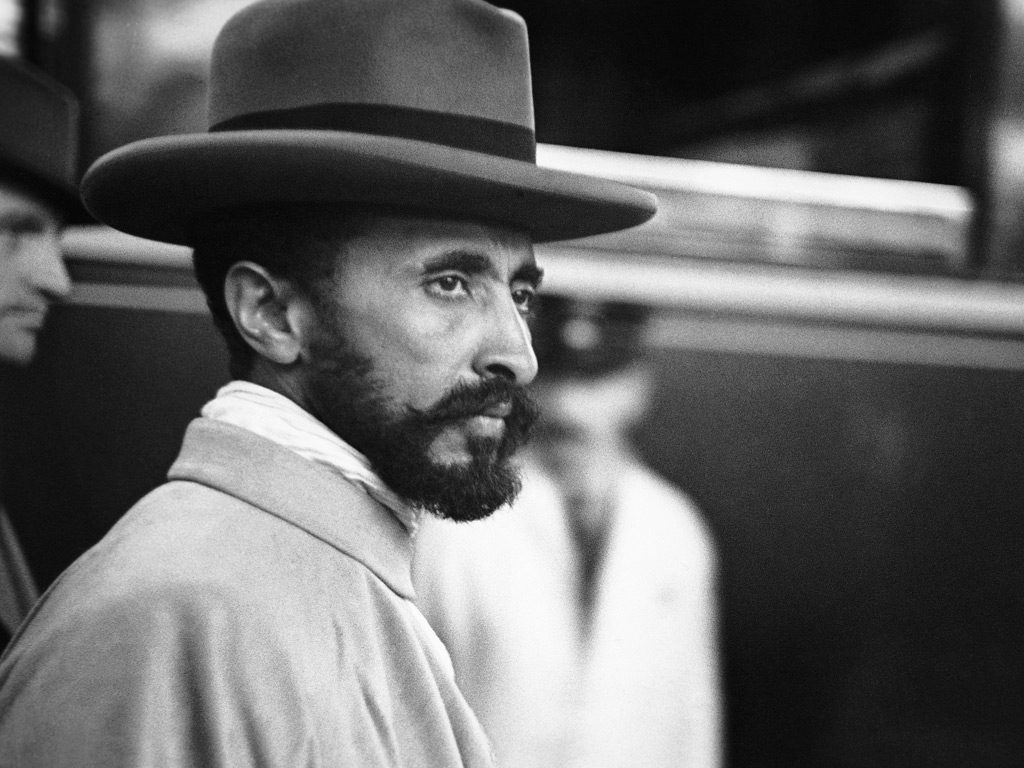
left=80, top=0, right=657, bottom=247
left=0, top=58, right=78, bottom=195
left=209, top=0, right=534, bottom=135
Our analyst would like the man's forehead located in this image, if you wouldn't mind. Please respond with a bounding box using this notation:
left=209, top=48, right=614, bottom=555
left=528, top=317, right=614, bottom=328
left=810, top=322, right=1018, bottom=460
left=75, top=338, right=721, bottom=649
left=357, top=210, right=537, bottom=275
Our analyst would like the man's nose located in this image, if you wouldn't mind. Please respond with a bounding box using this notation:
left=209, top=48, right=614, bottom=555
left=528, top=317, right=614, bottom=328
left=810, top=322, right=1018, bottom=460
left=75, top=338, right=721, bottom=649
left=474, top=298, right=538, bottom=386
left=23, top=232, right=72, bottom=301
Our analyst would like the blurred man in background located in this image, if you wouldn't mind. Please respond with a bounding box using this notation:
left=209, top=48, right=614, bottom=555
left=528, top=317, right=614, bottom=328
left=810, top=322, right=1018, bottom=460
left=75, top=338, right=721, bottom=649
left=415, top=294, right=723, bottom=768
left=0, top=57, right=77, bottom=648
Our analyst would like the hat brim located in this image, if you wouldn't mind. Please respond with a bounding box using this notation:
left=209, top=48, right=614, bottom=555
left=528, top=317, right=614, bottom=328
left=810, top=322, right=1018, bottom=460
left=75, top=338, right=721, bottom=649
left=81, top=130, right=657, bottom=246
left=0, top=159, right=91, bottom=225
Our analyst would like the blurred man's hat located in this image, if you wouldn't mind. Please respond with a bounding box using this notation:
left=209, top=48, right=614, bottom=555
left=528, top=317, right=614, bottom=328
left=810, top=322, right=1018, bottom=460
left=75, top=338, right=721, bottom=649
left=0, top=57, right=87, bottom=221
left=531, top=295, right=651, bottom=377
left=81, top=0, right=657, bottom=247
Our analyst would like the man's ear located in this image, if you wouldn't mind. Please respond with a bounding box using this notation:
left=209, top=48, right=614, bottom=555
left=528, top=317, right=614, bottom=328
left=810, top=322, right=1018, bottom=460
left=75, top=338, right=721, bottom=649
left=223, top=261, right=309, bottom=365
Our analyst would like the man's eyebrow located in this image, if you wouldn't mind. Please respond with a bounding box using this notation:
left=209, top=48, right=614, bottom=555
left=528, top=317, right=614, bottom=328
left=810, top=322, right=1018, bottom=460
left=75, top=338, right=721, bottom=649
left=422, top=250, right=493, bottom=276
left=0, top=210, right=48, bottom=232
left=421, top=250, right=544, bottom=288
left=514, top=262, right=544, bottom=289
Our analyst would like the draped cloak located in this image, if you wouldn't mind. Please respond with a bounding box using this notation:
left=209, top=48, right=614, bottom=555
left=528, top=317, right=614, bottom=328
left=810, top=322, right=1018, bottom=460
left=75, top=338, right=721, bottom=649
left=0, top=418, right=495, bottom=768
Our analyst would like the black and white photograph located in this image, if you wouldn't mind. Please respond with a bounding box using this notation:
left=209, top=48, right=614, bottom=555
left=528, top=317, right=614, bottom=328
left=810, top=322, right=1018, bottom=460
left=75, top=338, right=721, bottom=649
left=0, top=1, right=1020, bottom=766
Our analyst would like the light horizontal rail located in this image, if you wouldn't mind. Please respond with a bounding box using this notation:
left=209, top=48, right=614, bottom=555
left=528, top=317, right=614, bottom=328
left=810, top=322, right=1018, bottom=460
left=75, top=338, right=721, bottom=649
left=61, top=225, right=1024, bottom=338
left=535, top=250, right=1024, bottom=337
left=537, top=144, right=974, bottom=271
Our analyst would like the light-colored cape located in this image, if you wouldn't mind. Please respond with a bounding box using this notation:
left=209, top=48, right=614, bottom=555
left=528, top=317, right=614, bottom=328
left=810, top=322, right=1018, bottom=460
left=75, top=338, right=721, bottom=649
left=414, top=456, right=722, bottom=768
left=0, top=419, right=494, bottom=768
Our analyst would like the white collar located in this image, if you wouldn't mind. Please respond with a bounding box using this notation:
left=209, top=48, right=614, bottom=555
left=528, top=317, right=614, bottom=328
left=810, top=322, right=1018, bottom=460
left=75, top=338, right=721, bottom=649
left=200, top=380, right=421, bottom=533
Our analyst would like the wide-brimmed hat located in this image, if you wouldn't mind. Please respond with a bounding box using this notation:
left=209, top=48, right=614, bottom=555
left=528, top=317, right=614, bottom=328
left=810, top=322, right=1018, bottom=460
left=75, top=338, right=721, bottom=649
left=0, top=58, right=87, bottom=222
left=81, top=0, right=657, bottom=246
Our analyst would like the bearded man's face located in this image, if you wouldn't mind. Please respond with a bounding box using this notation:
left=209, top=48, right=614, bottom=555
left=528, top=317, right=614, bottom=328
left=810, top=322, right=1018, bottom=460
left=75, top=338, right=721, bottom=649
left=298, top=211, right=541, bottom=521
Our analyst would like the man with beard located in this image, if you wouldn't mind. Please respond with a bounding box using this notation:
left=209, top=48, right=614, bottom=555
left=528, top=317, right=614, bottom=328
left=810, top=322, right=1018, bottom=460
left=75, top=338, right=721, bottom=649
left=0, top=0, right=655, bottom=766
left=0, top=58, right=80, bottom=649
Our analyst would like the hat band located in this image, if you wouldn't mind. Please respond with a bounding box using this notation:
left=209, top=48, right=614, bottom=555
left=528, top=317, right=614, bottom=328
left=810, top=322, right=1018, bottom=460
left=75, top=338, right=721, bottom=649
left=211, top=103, right=536, bottom=162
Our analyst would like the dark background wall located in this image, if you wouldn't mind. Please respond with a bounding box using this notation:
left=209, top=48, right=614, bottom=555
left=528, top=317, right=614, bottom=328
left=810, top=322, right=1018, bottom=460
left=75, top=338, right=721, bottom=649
left=639, top=344, right=1024, bottom=768
left=3, top=301, right=1023, bottom=768
left=503, top=0, right=991, bottom=181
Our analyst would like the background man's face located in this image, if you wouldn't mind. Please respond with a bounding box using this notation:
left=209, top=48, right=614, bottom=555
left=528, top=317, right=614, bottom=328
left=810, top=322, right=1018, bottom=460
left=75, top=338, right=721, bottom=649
left=530, top=364, right=651, bottom=501
left=0, top=182, right=70, bottom=366
left=298, top=211, right=542, bottom=519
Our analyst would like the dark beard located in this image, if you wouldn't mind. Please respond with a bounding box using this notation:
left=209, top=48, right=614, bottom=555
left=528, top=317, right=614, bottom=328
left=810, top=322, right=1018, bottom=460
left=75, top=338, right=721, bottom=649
left=302, top=328, right=538, bottom=522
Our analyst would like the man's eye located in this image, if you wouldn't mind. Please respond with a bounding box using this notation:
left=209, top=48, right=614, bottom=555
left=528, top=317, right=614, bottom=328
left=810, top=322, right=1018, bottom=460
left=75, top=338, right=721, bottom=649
left=429, top=275, right=469, bottom=295
left=0, top=218, right=56, bottom=254
left=512, top=287, right=536, bottom=314
left=0, top=226, right=41, bottom=253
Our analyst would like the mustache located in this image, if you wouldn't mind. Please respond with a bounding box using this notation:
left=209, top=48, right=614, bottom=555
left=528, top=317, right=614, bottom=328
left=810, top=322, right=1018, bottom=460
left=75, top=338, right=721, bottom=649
left=414, top=378, right=539, bottom=426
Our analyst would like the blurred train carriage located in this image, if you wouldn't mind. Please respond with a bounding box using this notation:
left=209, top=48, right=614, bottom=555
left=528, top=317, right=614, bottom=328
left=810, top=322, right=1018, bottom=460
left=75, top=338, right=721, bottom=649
left=2, top=1, right=1024, bottom=767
